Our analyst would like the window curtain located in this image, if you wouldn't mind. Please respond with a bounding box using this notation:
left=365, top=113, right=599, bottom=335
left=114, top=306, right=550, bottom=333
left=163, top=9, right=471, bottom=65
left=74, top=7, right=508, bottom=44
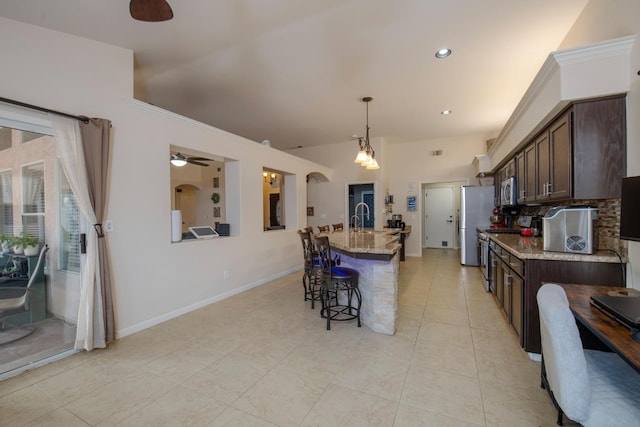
left=50, top=114, right=114, bottom=350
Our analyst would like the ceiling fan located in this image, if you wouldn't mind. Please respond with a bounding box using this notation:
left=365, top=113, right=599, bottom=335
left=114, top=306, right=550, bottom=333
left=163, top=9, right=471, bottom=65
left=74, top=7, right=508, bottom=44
left=170, top=153, right=213, bottom=167
left=130, top=0, right=174, bottom=22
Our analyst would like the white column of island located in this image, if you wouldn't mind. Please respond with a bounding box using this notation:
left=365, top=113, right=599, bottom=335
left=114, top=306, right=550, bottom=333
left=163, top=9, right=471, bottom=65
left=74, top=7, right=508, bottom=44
left=319, top=229, right=402, bottom=335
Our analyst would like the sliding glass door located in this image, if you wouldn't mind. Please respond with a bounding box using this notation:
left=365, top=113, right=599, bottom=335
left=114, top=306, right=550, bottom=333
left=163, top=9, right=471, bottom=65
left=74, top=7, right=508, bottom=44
left=0, top=108, right=81, bottom=376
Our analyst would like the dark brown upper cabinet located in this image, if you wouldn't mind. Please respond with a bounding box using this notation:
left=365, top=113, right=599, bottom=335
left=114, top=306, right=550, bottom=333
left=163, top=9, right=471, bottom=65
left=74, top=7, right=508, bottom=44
left=513, top=95, right=626, bottom=204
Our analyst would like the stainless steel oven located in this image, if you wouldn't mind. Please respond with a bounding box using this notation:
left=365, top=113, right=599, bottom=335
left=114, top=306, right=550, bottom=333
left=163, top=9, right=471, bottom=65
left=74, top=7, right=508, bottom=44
left=478, top=232, right=490, bottom=291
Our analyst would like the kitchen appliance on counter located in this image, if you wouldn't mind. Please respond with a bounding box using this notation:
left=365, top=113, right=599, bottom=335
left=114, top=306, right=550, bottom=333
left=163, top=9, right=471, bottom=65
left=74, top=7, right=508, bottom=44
left=543, top=206, right=598, bottom=254
left=389, top=214, right=403, bottom=228
left=460, top=185, right=494, bottom=266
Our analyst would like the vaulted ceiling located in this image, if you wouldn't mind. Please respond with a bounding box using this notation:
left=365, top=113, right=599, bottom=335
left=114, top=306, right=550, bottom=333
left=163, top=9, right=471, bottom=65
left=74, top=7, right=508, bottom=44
left=0, top=0, right=589, bottom=151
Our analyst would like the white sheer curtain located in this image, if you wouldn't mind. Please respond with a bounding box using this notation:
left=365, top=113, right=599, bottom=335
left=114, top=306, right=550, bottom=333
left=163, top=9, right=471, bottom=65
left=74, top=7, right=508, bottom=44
left=50, top=114, right=105, bottom=350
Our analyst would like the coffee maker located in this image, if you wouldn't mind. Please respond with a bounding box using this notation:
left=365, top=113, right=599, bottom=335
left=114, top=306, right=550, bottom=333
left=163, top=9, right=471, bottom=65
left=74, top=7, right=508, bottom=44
left=388, top=214, right=403, bottom=228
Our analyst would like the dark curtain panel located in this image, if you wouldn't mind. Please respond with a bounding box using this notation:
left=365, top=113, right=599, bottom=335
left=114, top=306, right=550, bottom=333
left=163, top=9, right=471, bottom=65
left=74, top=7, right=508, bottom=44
left=79, top=118, right=115, bottom=344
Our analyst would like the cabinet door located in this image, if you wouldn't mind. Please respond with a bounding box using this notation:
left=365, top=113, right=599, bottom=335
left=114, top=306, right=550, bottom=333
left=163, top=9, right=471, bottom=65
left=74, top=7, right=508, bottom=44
left=497, top=254, right=509, bottom=310
left=535, top=132, right=550, bottom=200
left=524, top=143, right=536, bottom=204
left=548, top=112, right=571, bottom=200
left=494, top=168, right=503, bottom=207
left=515, top=151, right=525, bottom=204
left=489, top=249, right=498, bottom=296
left=510, top=273, right=523, bottom=344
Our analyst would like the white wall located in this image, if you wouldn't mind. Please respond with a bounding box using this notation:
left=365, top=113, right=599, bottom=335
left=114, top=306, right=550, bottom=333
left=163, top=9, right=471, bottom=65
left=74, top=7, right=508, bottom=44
left=0, top=17, right=331, bottom=336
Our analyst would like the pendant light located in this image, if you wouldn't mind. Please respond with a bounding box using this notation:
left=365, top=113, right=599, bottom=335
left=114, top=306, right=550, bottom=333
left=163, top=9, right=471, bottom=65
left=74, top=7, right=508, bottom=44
left=353, top=97, right=379, bottom=170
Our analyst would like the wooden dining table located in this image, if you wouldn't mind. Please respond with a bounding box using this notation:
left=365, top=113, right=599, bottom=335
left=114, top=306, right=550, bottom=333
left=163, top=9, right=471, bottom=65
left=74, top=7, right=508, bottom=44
left=555, top=283, right=640, bottom=374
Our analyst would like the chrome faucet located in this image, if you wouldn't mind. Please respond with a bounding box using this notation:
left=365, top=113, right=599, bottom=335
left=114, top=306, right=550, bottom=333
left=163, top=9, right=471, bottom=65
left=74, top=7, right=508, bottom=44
left=351, top=214, right=360, bottom=231
left=353, top=202, right=370, bottom=231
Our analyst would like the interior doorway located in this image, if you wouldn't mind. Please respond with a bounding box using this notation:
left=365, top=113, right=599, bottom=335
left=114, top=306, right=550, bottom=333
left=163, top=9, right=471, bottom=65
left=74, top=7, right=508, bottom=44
left=422, top=181, right=466, bottom=250
left=348, top=183, right=374, bottom=228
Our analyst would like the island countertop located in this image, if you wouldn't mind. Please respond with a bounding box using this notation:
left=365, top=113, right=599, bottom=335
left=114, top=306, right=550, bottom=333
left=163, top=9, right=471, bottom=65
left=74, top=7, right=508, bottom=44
left=488, top=233, right=625, bottom=263
left=317, top=229, right=401, bottom=260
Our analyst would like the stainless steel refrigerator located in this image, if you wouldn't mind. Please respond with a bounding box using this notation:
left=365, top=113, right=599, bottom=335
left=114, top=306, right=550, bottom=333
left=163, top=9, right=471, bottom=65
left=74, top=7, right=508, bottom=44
left=459, top=185, right=494, bottom=265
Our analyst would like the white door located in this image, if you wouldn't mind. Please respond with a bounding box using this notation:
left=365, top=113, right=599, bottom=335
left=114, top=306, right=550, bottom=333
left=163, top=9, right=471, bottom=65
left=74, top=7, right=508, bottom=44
left=424, top=186, right=454, bottom=248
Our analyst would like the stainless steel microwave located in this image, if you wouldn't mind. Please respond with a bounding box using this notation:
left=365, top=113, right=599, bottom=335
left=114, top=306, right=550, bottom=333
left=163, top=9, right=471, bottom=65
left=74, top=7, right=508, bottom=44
left=500, top=177, right=517, bottom=206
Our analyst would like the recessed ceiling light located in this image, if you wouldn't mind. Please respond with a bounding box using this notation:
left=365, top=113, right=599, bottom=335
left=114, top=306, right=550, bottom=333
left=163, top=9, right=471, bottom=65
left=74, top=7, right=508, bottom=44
left=435, top=48, right=452, bottom=59
left=441, top=110, right=452, bottom=115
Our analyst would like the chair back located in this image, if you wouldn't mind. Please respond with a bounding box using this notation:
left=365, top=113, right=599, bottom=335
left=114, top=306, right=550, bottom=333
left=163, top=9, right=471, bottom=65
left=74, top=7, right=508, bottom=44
left=311, top=235, right=335, bottom=279
left=537, top=284, right=591, bottom=423
left=317, top=225, right=330, bottom=233
left=297, top=230, right=313, bottom=264
left=332, top=223, right=343, bottom=231
left=27, top=245, right=49, bottom=290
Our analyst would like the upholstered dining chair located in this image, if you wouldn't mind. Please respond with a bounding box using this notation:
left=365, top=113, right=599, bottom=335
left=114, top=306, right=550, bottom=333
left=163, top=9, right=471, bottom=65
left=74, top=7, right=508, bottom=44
left=0, top=245, right=49, bottom=344
left=317, top=225, right=330, bottom=233
left=537, top=283, right=640, bottom=426
left=311, top=235, right=361, bottom=330
left=332, top=223, right=343, bottom=231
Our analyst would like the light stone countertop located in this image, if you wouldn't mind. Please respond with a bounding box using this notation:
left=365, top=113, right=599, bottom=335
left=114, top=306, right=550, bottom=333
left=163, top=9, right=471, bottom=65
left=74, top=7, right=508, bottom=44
left=317, top=229, right=401, bottom=258
left=488, top=233, right=625, bottom=263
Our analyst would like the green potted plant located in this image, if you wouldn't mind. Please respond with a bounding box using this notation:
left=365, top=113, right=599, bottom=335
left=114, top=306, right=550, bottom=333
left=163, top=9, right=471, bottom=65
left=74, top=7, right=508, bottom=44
left=19, top=232, right=40, bottom=256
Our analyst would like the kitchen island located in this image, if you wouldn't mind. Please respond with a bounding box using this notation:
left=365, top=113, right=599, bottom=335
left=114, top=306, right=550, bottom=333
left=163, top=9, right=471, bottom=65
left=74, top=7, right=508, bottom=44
left=318, top=229, right=401, bottom=335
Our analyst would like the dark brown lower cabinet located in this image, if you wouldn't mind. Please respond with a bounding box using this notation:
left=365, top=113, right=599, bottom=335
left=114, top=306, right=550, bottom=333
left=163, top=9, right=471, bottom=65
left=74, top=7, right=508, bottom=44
left=490, top=243, right=625, bottom=354
left=523, top=258, right=624, bottom=354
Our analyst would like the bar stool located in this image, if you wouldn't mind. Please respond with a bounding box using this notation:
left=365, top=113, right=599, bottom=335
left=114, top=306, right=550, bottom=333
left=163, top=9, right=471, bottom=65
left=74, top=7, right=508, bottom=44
left=311, top=235, right=361, bottom=330
left=332, top=223, right=343, bottom=231
left=297, top=230, right=321, bottom=308
left=317, top=225, right=330, bottom=233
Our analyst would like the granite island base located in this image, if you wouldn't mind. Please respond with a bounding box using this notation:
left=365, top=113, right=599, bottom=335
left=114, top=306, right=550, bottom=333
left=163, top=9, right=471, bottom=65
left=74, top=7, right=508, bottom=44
left=318, top=229, right=402, bottom=335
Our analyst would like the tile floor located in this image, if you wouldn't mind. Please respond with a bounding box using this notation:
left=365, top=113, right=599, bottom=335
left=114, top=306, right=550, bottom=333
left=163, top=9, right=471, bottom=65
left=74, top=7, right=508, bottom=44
left=0, top=248, right=571, bottom=426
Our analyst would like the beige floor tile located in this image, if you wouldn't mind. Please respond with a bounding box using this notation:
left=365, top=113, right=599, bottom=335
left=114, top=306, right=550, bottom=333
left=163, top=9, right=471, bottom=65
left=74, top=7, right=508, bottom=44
left=233, top=363, right=330, bottom=426
left=416, top=322, right=474, bottom=349
left=65, top=370, right=176, bottom=426
left=0, top=385, right=61, bottom=427
left=471, top=328, right=528, bottom=363
left=352, top=328, right=417, bottom=362
left=0, top=372, right=31, bottom=398
left=22, top=407, right=90, bottom=427
left=394, top=403, right=485, bottom=427
left=183, top=351, right=269, bottom=404
left=33, top=361, right=122, bottom=406
left=332, top=350, right=411, bottom=401
left=117, top=384, right=228, bottom=427
left=411, top=342, right=478, bottom=378
left=401, top=366, right=485, bottom=425
left=422, top=305, right=470, bottom=327
left=480, top=382, right=564, bottom=427
left=301, top=383, right=398, bottom=427
left=475, top=353, right=544, bottom=398
left=209, top=407, right=279, bottom=426
left=20, top=350, right=91, bottom=385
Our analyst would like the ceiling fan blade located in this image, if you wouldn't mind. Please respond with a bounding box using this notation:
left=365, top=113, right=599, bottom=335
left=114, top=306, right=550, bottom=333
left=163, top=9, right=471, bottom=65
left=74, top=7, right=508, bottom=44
left=188, top=157, right=213, bottom=162
left=130, top=0, right=174, bottom=22
left=187, top=159, right=209, bottom=167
